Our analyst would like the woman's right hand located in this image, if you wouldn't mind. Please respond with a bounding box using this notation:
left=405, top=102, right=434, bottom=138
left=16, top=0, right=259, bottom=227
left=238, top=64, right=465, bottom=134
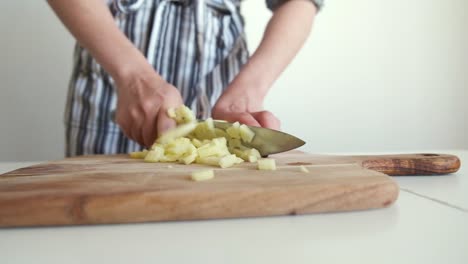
left=114, top=67, right=183, bottom=148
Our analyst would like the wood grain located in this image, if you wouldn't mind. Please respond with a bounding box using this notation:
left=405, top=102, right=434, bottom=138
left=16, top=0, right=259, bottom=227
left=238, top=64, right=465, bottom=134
left=275, top=152, right=461, bottom=176
left=0, top=152, right=402, bottom=227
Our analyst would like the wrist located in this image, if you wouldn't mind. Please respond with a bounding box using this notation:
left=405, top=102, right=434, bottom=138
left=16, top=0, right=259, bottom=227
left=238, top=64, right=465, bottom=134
left=112, top=56, right=165, bottom=94
left=214, top=78, right=267, bottom=114
left=105, top=44, right=158, bottom=87
left=225, top=70, right=270, bottom=101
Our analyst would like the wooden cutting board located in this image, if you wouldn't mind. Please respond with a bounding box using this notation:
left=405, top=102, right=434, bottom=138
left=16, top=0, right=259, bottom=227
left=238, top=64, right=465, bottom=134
left=0, top=152, right=460, bottom=227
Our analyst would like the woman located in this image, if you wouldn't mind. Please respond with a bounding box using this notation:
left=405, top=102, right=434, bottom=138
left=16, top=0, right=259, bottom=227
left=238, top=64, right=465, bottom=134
left=47, top=0, right=323, bottom=156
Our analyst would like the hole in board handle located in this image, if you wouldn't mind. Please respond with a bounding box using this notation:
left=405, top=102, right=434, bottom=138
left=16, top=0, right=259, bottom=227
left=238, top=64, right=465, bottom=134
left=421, top=154, right=439, bottom=157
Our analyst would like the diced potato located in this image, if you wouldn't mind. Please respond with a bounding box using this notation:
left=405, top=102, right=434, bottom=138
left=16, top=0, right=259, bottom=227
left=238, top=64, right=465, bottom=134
left=144, top=147, right=164, bottom=163
left=150, top=143, right=163, bottom=150
left=196, top=156, right=221, bottom=166
left=215, top=128, right=228, bottom=138
left=218, top=154, right=242, bottom=168
left=300, top=165, right=309, bottom=173
left=191, top=169, right=215, bottom=182
left=159, top=154, right=179, bottom=163
left=181, top=151, right=197, bottom=165
left=167, top=108, right=177, bottom=119
left=235, top=157, right=245, bottom=164
left=174, top=105, right=196, bottom=124
left=257, top=158, right=276, bottom=171
left=196, top=138, right=229, bottom=158
left=157, top=123, right=197, bottom=145
left=231, top=147, right=261, bottom=162
left=197, top=144, right=228, bottom=158
left=228, top=138, right=242, bottom=149
left=245, top=148, right=261, bottom=159
left=226, top=121, right=241, bottom=139
left=205, top=118, right=215, bottom=131
left=191, top=138, right=203, bottom=148
left=211, top=137, right=227, bottom=147
left=180, top=145, right=198, bottom=165
left=239, top=124, right=255, bottom=143
left=247, top=155, right=258, bottom=163
left=192, top=121, right=216, bottom=140
left=130, top=149, right=148, bottom=159
left=165, top=137, right=192, bottom=156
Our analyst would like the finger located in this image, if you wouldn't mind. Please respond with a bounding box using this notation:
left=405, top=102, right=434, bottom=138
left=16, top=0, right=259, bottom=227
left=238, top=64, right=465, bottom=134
left=142, top=112, right=158, bottom=148
left=127, top=109, right=145, bottom=146
left=116, top=112, right=141, bottom=144
left=251, top=111, right=281, bottom=130
left=130, top=123, right=145, bottom=147
left=220, top=112, right=261, bottom=127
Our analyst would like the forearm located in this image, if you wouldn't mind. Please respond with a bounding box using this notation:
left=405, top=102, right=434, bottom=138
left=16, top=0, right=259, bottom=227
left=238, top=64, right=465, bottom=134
left=226, top=0, right=317, bottom=100
left=47, top=0, right=152, bottom=82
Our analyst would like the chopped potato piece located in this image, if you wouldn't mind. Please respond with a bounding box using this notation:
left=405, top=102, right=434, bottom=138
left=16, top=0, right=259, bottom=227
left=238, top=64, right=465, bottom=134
left=197, top=139, right=230, bottom=158
left=180, top=145, right=198, bottom=165
left=167, top=108, right=177, bottom=119
left=181, top=152, right=197, bottom=165
left=191, top=138, right=203, bottom=148
left=191, top=169, right=215, bottom=181
left=211, top=137, right=227, bottom=147
left=157, top=123, right=197, bottom=145
left=214, top=128, right=228, bottom=138
left=219, top=154, right=243, bottom=168
left=159, top=154, right=179, bottom=163
left=228, top=138, right=242, bottom=149
left=257, top=158, right=276, bottom=171
left=300, top=165, right=309, bottom=173
left=130, top=149, right=148, bottom=159
left=192, top=120, right=216, bottom=140
left=239, top=124, right=255, bottom=143
left=245, top=148, right=261, bottom=159
left=175, top=105, right=196, bottom=124
left=165, top=137, right=192, bottom=156
left=247, top=155, right=258, bottom=163
left=231, top=147, right=261, bottom=162
left=226, top=122, right=241, bottom=139
left=196, top=156, right=221, bottom=166
left=144, top=147, right=164, bottom=163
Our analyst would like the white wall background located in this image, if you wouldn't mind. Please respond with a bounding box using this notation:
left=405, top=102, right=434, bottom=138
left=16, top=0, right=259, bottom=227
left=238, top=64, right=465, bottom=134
left=0, top=0, right=467, bottom=161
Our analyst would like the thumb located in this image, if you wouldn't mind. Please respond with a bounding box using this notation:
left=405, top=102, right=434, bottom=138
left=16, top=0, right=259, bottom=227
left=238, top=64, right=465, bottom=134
left=156, top=108, right=177, bottom=138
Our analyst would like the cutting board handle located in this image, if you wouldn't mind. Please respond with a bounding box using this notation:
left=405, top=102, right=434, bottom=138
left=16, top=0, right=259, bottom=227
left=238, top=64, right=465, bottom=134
left=349, top=153, right=461, bottom=176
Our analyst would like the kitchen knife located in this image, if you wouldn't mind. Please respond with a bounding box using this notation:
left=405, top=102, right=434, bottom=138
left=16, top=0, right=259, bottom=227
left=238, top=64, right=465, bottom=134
left=111, top=111, right=305, bottom=155
left=211, top=120, right=305, bottom=156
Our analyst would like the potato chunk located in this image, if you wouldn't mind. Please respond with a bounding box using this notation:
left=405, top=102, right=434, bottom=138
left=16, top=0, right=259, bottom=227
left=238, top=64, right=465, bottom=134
left=257, top=158, right=276, bottom=171
left=191, top=169, right=215, bottom=181
left=300, top=165, right=309, bottom=173
left=226, top=121, right=241, bottom=139
left=157, top=123, right=197, bottom=145
left=144, top=147, right=164, bottom=163
left=219, top=154, right=244, bottom=168
left=130, top=149, right=148, bottom=159
left=239, top=124, right=255, bottom=143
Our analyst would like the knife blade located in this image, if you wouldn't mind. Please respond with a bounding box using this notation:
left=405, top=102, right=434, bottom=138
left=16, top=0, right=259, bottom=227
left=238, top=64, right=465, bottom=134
left=211, top=120, right=305, bottom=156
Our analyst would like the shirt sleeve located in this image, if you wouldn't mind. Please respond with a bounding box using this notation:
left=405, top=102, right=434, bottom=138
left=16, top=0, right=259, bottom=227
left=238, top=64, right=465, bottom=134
left=266, top=0, right=324, bottom=12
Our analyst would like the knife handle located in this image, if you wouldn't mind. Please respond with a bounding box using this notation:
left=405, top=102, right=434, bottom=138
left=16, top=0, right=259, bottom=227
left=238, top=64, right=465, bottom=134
left=349, top=153, right=461, bottom=176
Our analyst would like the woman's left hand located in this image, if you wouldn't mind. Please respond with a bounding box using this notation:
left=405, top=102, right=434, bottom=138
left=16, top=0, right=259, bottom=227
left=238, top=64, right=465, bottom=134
left=212, top=86, right=281, bottom=130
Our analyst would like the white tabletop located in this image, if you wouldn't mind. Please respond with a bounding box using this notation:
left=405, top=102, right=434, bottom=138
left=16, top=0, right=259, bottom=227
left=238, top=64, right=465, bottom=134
left=1, top=151, right=467, bottom=264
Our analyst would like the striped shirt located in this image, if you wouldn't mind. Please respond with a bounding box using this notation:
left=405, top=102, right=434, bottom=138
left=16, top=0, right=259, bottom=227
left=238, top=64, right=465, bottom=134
left=65, top=0, right=323, bottom=156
